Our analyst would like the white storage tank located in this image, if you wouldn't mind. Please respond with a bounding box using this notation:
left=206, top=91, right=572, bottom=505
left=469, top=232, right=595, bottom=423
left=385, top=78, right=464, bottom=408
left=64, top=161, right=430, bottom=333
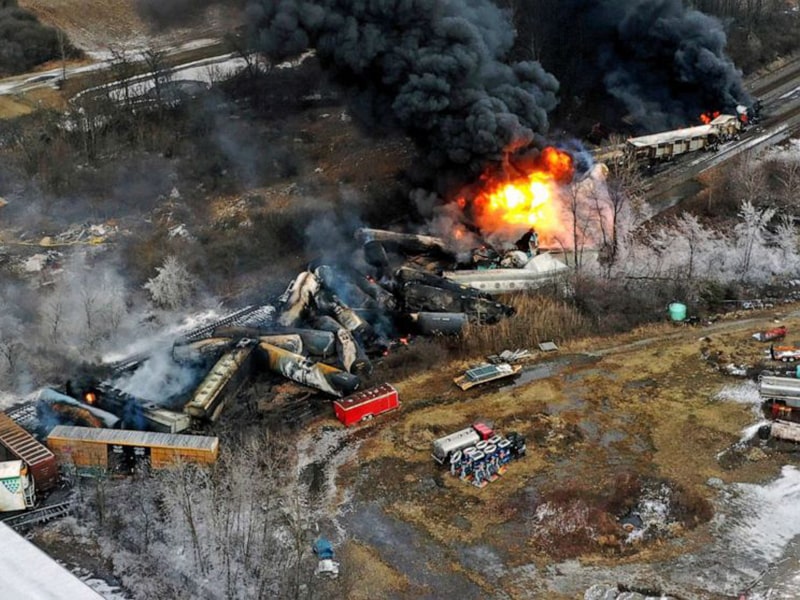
left=432, top=427, right=480, bottom=464
left=759, top=376, right=800, bottom=407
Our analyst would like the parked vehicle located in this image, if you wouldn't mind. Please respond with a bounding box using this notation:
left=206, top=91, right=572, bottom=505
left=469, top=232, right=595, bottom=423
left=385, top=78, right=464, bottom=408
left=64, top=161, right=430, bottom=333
left=313, top=537, right=340, bottom=579
left=753, top=326, right=787, bottom=342
left=332, top=384, right=399, bottom=426
left=769, top=344, right=800, bottom=362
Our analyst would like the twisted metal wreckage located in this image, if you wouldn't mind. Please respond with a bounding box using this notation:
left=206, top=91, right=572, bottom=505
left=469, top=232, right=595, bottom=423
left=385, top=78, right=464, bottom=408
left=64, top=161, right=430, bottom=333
left=14, top=227, right=569, bottom=438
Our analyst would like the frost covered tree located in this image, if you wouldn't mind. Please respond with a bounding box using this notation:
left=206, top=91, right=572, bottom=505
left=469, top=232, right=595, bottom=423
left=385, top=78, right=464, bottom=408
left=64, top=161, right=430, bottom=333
left=66, top=433, right=325, bottom=599
left=144, top=256, right=195, bottom=310
left=735, top=200, right=775, bottom=280
left=44, top=256, right=130, bottom=350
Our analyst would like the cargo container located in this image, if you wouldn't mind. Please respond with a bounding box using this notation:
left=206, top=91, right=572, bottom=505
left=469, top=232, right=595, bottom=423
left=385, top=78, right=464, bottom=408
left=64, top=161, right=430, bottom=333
left=47, top=426, right=218, bottom=475
left=0, top=460, right=35, bottom=511
left=333, top=384, right=399, bottom=426
left=0, top=413, right=58, bottom=491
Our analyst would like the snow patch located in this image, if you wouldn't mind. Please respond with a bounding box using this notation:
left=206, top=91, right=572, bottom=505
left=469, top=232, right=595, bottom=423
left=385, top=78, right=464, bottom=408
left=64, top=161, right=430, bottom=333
left=724, top=465, right=800, bottom=565
left=714, top=381, right=761, bottom=406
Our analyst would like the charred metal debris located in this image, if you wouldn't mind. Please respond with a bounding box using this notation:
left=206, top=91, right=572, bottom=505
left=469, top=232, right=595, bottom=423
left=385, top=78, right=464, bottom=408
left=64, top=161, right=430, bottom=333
left=9, top=228, right=524, bottom=442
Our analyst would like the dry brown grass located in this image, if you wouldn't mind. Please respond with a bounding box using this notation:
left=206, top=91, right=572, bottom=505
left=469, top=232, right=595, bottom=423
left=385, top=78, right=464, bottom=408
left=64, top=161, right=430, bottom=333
left=19, top=1, right=237, bottom=51
left=459, top=294, right=591, bottom=356
left=0, top=96, right=34, bottom=119
left=338, top=541, right=409, bottom=599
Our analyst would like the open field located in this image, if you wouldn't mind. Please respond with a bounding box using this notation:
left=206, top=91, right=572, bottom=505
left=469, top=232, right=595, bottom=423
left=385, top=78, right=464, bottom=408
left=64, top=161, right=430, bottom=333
left=19, top=1, right=236, bottom=51
left=321, top=308, right=800, bottom=599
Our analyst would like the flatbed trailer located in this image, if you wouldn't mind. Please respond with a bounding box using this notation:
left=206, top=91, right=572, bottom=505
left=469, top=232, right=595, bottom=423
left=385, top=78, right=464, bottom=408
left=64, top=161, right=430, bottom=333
left=454, top=363, right=522, bottom=390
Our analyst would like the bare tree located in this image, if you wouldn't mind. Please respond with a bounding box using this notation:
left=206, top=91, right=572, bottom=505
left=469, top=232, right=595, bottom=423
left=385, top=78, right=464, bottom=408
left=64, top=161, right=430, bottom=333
left=673, top=213, right=706, bottom=282
left=224, top=31, right=266, bottom=82
left=40, top=296, right=63, bottom=344
left=0, top=315, right=24, bottom=375
left=108, top=47, right=137, bottom=109
left=775, top=214, right=799, bottom=262
left=774, top=159, right=800, bottom=213
left=141, top=46, right=173, bottom=115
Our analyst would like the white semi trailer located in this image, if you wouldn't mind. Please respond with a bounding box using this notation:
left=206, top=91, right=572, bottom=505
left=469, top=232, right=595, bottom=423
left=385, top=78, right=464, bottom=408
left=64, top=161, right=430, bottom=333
left=431, top=427, right=481, bottom=465
left=759, top=375, right=800, bottom=408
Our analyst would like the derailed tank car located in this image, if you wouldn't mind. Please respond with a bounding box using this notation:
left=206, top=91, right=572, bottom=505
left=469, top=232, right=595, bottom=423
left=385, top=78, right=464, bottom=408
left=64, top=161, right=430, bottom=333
left=184, top=340, right=255, bottom=422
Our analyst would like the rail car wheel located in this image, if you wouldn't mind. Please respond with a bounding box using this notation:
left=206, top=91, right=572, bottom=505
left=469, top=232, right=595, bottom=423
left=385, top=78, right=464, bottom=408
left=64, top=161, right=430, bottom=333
left=361, top=414, right=373, bottom=422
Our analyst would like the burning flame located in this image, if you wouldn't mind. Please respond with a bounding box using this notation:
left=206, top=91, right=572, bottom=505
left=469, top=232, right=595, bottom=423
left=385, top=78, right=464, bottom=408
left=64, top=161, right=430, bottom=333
left=84, top=391, right=97, bottom=405
left=465, top=147, right=574, bottom=242
left=699, top=111, right=721, bottom=124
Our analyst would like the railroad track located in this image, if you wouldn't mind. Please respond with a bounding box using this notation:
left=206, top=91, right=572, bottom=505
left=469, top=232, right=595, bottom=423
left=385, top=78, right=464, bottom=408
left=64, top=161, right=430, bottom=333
left=107, top=304, right=275, bottom=374
left=1, top=501, right=73, bottom=530
left=748, top=52, right=800, bottom=99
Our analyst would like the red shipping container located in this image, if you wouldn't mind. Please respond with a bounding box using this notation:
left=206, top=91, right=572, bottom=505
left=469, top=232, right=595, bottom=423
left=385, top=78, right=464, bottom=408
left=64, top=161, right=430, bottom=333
left=333, top=384, right=399, bottom=426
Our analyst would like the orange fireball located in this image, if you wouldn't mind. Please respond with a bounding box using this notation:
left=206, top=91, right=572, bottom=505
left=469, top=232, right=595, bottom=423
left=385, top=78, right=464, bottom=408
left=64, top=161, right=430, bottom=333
left=469, top=147, right=574, bottom=242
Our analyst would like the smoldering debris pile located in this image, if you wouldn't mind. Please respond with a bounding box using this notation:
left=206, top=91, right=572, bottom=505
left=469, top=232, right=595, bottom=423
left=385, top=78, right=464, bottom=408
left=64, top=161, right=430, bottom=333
left=180, top=228, right=519, bottom=402
left=6, top=228, right=524, bottom=436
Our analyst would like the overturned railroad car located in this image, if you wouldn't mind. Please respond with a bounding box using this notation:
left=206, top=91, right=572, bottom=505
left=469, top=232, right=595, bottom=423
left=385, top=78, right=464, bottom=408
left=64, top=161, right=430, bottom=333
left=184, top=341, right=255, bottom=422
left=0, top=413, right=58, bottom=492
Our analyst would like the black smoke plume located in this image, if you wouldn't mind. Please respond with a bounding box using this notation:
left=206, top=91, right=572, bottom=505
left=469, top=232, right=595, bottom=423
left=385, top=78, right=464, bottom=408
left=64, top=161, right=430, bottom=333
left=526, top=0, right=750, bottom=132
left=248, top=0, right=560, bottom=173
left=137, top=0, right=749, bottom=153
left=137, top=0, right=560, bottom=177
